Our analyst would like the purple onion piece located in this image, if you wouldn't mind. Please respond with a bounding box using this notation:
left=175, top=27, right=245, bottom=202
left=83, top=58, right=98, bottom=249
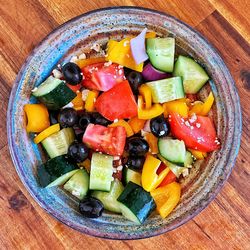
left=142, top=63, right=170, bottom=81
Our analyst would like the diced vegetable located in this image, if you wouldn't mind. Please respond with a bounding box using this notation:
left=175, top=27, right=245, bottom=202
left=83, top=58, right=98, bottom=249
left=95, top=81, right=138, bottom=121
left=108, top=119, right=134, bottom=137
left=141, top=154, right=170, bottom=192
left=71, top=91, right=84, bottom=110
left=82, top=124, right=126, bottom=156
left=188, top=149, right=207, bottom=160
left=146, top=77, right=185, bottom=103
left=144, top=132, right=159, bottom=154
left=76, top=57, right=106, bottom=68
left=158, top=138, right=186, bottom=165
left=173, top=55, right=209, bottom=94
left=163, top=99, right=189, bottom=118
left=123, top=167, right=141, bottom=186
left=150, top=182, right=181, bottom=218
left=37, top=155, right=78, bottom=188
left=63, top=169, right=89, bottom=199
left=138, top=95, right=164, bottom=120
left=169, top=113, right=220, bottom=152
left=158, top=170, right=176, bottom=187
left=117, top=182, right=156, bottom=224
left=139, top=84, right=152, bottom=109
left=184, top=151, right=194, bottom=167
left=106, top=38, right=144, bottom=72
left=146, top=37, right=175, bottom=72
left=85, top=90, right=99, bottom=112
left=89, top=153, right=113, bottom=191
left=32, top=76, right=76, bottom=110
left=24, top=103, right=50, bottom=133
left=34, top=123, right=60, bottom=144
left=41, top=128, right=75, bottom=159
left=142, top=63, right=170, bottom=81
left=128, top=117, right=146, bottom=134
left=92, top=179, right=124, bottom=213
left=78, top=158, right=91, bottom=172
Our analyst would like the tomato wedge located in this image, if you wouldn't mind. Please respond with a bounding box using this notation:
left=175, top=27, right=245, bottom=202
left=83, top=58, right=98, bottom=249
left=95, top=80, right=138, bottom=121
left=169, top=113, right=220, bottom=152
left=82, top=123, right=126, bottom=156
left=82, top=62, right=125, bottom=91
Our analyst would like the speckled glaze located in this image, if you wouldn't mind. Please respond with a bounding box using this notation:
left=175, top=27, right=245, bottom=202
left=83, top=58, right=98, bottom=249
left=7, top=7, right=242, bottom=239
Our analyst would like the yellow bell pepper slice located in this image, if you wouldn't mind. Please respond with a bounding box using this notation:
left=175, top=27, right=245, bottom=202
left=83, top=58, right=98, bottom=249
left=139, top=84, right=152, bottom=109
left=85, top=90, right=99, bottom=112
left=24, top=104, right=50, bottom=133
left=76, top=57, right=106, bottom=68
left=150, top=182, right=181, bottom=218
left=189, top=92, right=214, bottom=116
left=144, top=132, right=158, bottom=154
left=109, top=120, right=134, bottom=137
left=145, top=31, right=157, bottom=38
left=78, top=159, right=91, bottom=173
left=188, top=149, right=207, bottom=160
left=106, top=38, right=144, bottom=72
left=142, top=155, right=170, bottom=192
left=128, top=117, right=146, bottom=134
left=34, top=123, right=60, bottom=144
left=138, top=95, right=164, bottom=120
left=163, top=99, right=189, bottom=118
left=71, top=91, right=84, bottom=110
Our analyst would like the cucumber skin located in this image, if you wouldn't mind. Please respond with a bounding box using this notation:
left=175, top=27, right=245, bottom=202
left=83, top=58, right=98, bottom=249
left=117, top=182, right=156, bottom=224
left=37, top=155, right=78, bottom=187
left=33, top=82, right=76, bottom=110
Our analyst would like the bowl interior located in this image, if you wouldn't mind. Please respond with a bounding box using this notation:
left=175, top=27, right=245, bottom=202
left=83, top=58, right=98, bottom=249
left=7, top=7, right=241, bottom=239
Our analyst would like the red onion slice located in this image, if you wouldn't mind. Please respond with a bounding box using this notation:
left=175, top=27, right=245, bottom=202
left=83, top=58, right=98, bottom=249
left=142, top=63, right=170, bottom=81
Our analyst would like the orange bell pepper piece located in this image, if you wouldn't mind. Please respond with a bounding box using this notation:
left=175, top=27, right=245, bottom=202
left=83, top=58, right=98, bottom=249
left=145, top=32, right=157, bottom=38
left=85, top=90, right=99, bottom=112
left=144, top=132, right=158, bottom=154
left=24, top=104, right=50, bottom=133
left=71, top=91, right=84, bottom=110
left=76, top=57, right=106, bottom=68
left=128, top=117, right=146, bottom=134
left=109, top=120, right=134, bottom=137
left=163, top=99, right=189, bottom=118
left=139, top=84, right=152, bottom=109
left=188, top=149, right=207, bottom=160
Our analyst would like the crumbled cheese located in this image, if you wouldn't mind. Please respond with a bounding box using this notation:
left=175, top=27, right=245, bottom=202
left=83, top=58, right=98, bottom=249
left=104, top=54, right=108, bottom=57
left=113, top=156, right=120, bottom=161
left=104, top=60, right=112, bottom=67
left=72, top=189, right=81, bottom=197
left=82, top=89, right=90, bottom=101
left=118, top=69, right=123, bottom=75
left=70, top=55, right=78, bottom=63
left=118, top=65, right=123, bottom=69
left=113, top=168, right=117, bottom=173
left=113, top=119, right=118, bottom=123
left=116, top=165, right=123, bottom=171
left=190, top=126, right=194, bottom=130
left=189, top=114, right=197, bottom=123
left=78, top=53, right=86, bottom=60
left=118, top=160, right=122, bottom=165
left=123, top=41, right=130, bottom=47
left=182, top=168, right=189, bottom=177
left=62, top=102, right=74, bottom=109
left=91, top=43, right=101, bottom=52
left=52, top=69, right=63, bottom=79
left=31, top=87, right=38, bottom=92
left=185, top=121, right=190, bottom=127
left=186, top=164, right=193, bottom=169
left=196, top=123, right=201, bottom=128
left=159, top=131, right=165, bottom=136
left=57, top=64, right=61, bottom=69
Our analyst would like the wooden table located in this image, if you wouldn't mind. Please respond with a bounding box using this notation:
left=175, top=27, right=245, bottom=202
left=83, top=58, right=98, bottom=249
left=1, top=0, right=249, bottom=249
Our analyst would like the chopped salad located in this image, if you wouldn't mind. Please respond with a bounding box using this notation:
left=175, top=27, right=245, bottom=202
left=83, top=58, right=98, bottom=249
left=24, top=28, right=220, bottom=224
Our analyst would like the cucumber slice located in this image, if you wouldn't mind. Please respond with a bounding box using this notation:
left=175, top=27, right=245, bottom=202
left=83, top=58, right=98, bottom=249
left=91, top=179, right=124, bottom=213
left=89, top=153, right=114, bottom=191
left=32, top=76, right=76, bottom=110
left=64, top=169, right=89, bottom=199
left=123, top=167, right=141, bottom=186
left=146, top=38, right=175, bottom=72
left=173, top=55, right=209, bottom=94
left=37, top=155, right=78, bottom=187
left=158, top=138, right=186, bottom=165
left=184, top=151, right=194, bottom=167
left=117, top=182, right=156, bottom=224
left=146, top=77, right=184, bottom=103
left=41, top=128, right=75, bottom=159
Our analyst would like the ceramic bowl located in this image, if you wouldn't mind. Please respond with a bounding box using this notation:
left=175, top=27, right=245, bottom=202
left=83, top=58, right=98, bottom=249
left=7, top=7, right=242, bottom=239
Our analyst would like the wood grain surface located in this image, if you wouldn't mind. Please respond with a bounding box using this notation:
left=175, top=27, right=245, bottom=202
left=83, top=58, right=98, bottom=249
left=0, top=0, right=249, bottom=249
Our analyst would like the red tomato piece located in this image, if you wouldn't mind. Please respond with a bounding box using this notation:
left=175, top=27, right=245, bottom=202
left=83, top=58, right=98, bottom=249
left=82, top=123, right=126, bottom=156
left=66, top=83, right=82, bottom=92
left=82, top=62, right=125, bottom=91
left=159, top=170, right=177, bottom=187
left=169, top=113, right=220, bottom=152
left=95, top=80, right=138, bottom=121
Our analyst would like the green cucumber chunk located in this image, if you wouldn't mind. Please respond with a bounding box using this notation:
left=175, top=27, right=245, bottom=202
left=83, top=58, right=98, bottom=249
left=37, top=155, right=78, bottom=187
left=146, top=77, right=184, bottom=103
left=89, top=153, right=114, bottom=191
left=158, top=138, right=186, bottom=165
left=91, top=179, right=124, bottom=213
left=123, top=167, right=141, bottom=186
left=173, top=55, right=209, bottom=94
left=184, top=151, right=194, bottom=168
left=41, top=128, right=75, bottom=159
left=64, top=169, right=89, bottom=199
left=32, top=76, right=76, bottom=110
left=146, top=37, right=175, bottom=72
left=117, top=182, right=156, bottom=224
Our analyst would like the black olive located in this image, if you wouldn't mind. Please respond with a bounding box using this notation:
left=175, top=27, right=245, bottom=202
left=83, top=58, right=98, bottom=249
left=73, top=125, right=85, bottom=141
left=126, top=156, right=145, bottom=171
left=91, top=112, right=111, bottom=126
left=126, top=137, right=149, bottom=156
left=150, top=115, right=170, bottom=138
left=79, top=197, right=104, bottom=218
left=62, top=62, right=83, bottom=85
left=58, top=108, right=78, bottom=128
left=67, top=141, right=89, bottom=163
left=78, top=112, right=92, bottom=131
left=127, top=71, right=143, bottom=94
left=49, top=111, right=59, bottom=125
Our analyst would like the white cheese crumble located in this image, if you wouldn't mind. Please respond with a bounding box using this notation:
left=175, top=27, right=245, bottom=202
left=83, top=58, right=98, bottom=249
left=104, top=60, right=113, bottom=67
left=91, top=43, right=101, bottom=52
left=113, top=119, right=118, bottom=123
left=62, top=102, right=74, bottom=109
left=189, top=114, right=197, bottom=123
left=159, top=131, right=165, bottom=136
left=123, top=41, right=130, bottom=47
left=82, top=89, right=90, bottom=101
left=70, top=55, right=78, bottom=63
left=78, top=53, right=86, bottom=60
left=196, top=123, right=201, bottom=128
left=72, top=189, right=81, bottom=198
left=113, top=156, right=120, bottom=160
left=116, top=165, right=123, bottom=171
left=52, top=69, right=63, bottom=79
left=182, top=168, right=189, bottom=177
